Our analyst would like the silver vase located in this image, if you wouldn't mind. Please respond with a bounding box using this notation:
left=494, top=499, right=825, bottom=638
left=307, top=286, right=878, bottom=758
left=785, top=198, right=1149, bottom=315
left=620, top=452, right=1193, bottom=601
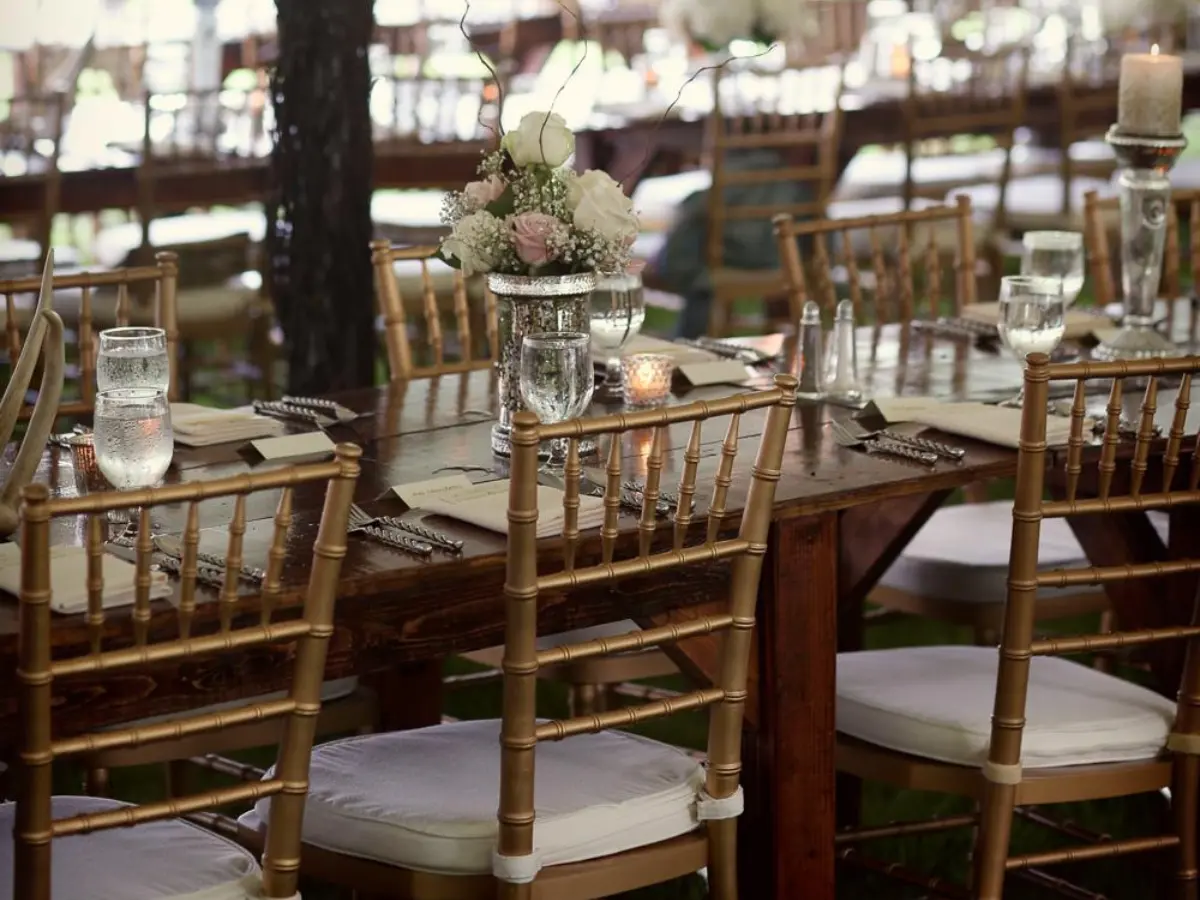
left=487, top=271, right=597, bottom=457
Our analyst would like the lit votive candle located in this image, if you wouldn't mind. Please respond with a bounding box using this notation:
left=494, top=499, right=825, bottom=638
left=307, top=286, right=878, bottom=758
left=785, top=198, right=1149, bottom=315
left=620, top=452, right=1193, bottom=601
left=621, top=353, right=674, bottom=406
left=1118, top=45, right=1183, bottom=137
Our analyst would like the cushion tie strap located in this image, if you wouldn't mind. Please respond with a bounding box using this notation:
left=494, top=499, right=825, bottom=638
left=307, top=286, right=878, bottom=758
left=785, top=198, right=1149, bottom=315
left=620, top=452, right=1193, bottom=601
left=696, top=786, right=744, bottom=821
left=982, top=761, right=1022, bottom=785
left=492, top=850, right=542, bottom=884
left=1168, top=732, right=1200, bottom=756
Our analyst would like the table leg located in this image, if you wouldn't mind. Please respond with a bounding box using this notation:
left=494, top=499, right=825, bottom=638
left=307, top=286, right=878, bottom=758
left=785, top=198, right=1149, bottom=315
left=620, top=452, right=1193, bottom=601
left=363, top=660, right=444, bottom=732
left=743, top=512, right=839, bottom=900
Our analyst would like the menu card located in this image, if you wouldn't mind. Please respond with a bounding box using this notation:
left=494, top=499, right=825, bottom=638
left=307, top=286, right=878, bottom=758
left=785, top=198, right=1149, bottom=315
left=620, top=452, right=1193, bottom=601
left=0, top=543, right=171, bottom=614
left=870, top=398, right=1072, bottom=449
left=393, top=477, right=604, bottom=538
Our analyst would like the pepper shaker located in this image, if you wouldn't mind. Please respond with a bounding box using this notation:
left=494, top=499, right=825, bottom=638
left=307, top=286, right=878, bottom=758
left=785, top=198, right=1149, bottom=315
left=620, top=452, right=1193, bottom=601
left=823, top=299, right=865, bottom=404
left=796, top=300, right=824, bottom=399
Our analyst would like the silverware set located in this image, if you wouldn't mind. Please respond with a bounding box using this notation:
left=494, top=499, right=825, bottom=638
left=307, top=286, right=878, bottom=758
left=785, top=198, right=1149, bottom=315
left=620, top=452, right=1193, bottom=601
left=108, top=529, right=266, bottom=584
left=829, top=420, right=943, bottom=467
left=253, top=400, right=338, bottom=429
left=621, top=480, right=695, bottom=514
left=281, top=395, right=367, bottom=423
left=347, top=504, right=463, bottom=556
left=911, top=317, right=1000, bottom=343
left=674, top=337, right=777, bottom=366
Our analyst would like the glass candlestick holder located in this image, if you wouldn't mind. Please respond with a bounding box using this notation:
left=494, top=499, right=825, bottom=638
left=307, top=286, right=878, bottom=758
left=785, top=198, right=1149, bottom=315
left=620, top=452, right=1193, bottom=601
left=1092, top=126, right=1188, bottom=361
left=621, top=354, right=674, bottom=406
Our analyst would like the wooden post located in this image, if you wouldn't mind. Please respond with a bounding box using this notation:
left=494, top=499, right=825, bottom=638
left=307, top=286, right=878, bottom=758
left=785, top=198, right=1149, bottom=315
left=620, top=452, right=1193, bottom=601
left=267, top=0, right=377, bottom=393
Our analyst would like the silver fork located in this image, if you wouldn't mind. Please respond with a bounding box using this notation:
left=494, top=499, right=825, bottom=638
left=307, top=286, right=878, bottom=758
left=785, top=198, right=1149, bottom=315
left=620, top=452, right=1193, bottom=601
left=839, top=420, right=965, bottom=461
left=830, top=420, right=938, bottom=467
left=348, top=504, right=434, bottom=556
left=152, top=535, right=266, bottom=583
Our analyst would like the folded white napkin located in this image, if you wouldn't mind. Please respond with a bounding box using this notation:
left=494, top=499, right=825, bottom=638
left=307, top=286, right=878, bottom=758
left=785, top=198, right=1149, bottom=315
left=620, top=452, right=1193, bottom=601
left=619, top=335, right=717, bottom=366
left=876, top=399, right=1072, bottom=449
left=0, top=542, right=172, bottom=615
left=419, top=479, right=605, bottom=539
left=960, top=302, right=1110, bottom=342
left=171, top=403, right=285, bottom=447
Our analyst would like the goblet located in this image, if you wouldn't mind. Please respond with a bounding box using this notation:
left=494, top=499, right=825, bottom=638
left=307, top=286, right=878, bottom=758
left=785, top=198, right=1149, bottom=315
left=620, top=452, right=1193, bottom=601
left=590, top=272, right=646, bottom=401
left=97, top=327, right=170, bottom=393
left=519, top=332, right=594, bottom=466
left=1020, top=231, right=1085, bottom=308
left=93, top=388, right=174, bottom=524
left=996, top=275, right=1066, bottom=408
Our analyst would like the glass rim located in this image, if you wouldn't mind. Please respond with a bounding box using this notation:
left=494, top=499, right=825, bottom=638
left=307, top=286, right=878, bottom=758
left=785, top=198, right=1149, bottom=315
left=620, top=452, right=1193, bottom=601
left=621, top=352, right=675, bottom=367
left=1021, top=230, right=1083, bottom=249
left=94, top=387, right=169, bottom=401
left=522, top=330, right=590, bottom=349
left=1000, top=275, right=1064, bottom=295
left=99, top=326, right=167, bottom=342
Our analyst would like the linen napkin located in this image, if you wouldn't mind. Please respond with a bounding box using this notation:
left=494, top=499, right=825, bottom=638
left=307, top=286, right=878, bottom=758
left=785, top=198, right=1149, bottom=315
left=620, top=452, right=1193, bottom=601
left=172, top=403, right=285, bottom=448
left=416, top=479, right=605, bottom=539
left=619, top=335, right=718, bottom=366
left=959, top=302, right=1110, bottom=342
left=0, top=542, right=172, bottom=614
left=876, top=400, right=1072, bottom=449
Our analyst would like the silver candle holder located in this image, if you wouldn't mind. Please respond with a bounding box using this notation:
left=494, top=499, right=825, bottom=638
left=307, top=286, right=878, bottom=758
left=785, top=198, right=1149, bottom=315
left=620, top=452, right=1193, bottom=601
left=1092, top=126, right=1188, bottom=361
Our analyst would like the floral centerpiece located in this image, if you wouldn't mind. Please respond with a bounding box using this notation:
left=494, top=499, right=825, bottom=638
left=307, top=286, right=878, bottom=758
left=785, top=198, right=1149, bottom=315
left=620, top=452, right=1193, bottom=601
left=439, top=111, right=638, bottom=277
left=438, top=111, right=640, bottom=456
left=659, top=0, right=815, bottom=51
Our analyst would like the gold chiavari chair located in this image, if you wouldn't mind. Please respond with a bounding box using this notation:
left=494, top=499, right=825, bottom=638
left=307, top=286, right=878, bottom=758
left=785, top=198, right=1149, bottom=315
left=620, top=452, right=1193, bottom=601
left=1, top=251, right=181, bottom=419
left=835, top=354, right=1200, bottom=898
left=7, top=444, right=361, bottom=900
left=235, top=376, right=796, bottom=899
left=774, top=196, right=1112, bottom=644
left=703, top=63, right=845, bottom=336
left=371, top=240, right=498, bottom=380
left=1084, top=187, right=1200, bottom=343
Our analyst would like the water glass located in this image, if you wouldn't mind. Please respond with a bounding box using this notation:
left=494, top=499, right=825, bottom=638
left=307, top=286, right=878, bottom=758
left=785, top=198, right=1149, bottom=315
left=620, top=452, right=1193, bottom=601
left=97, top=327, right=170, bottom=393
left=997, top=275, right=1066, bottom=407
left=590, top=273, right=646, bottom=400
left=1020, top=231, right=1085, bottom=308
left=93, top=389, right=174, bottom=492
left=519, top=332, right=594, bottom=464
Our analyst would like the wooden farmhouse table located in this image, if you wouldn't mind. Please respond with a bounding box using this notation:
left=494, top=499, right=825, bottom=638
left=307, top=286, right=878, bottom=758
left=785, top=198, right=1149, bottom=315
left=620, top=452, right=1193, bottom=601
left=2, top=326, right=1199, bottom=900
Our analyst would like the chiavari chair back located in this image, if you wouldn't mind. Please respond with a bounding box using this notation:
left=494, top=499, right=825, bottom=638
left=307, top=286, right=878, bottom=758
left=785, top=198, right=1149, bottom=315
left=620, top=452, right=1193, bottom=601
left=495, top=375, right=795, bottom=894
left=371, top=240, right=498, bottom=380
left=704, top=62, right=844, bottom=335
left=12, top=444, right=361, bottom=900
left=0, top=251, right=180, bottom=418
left=903, top=44, right=1029, bottom=218
left=1055, top=38, right=1122, bottom=214
left=1084, top=187, right=1200, bottom=341
left=774, top=194, right=978, bottom=326
left=0, top=92, right=66, bottom=255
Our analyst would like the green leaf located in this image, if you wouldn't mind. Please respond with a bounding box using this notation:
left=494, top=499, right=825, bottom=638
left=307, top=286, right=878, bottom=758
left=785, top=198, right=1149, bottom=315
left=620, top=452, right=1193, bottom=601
left=485, top=187, right=516, bottom=219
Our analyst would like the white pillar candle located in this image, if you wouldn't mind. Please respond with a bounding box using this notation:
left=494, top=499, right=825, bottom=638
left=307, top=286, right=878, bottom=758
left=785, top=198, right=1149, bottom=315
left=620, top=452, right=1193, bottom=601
left=1118, top=46, right=1184, bottom=137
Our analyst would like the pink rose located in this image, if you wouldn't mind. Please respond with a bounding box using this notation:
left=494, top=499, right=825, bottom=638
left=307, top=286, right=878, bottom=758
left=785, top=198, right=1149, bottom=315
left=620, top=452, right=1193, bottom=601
left=462, top=175, right=506, bottom=211
left=510, top=212, right=564, bottom=266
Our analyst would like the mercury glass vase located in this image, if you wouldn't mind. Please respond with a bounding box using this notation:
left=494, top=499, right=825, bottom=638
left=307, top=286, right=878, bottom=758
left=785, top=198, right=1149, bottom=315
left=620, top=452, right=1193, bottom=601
left=487, top=271, right=597, bottom=457
left=1092, top=127, right=1188, bottom=361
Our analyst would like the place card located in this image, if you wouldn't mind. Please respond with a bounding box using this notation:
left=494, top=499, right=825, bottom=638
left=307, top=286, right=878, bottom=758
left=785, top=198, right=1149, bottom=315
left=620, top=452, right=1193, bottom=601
left=677, top=360, right=751, bottom=387
left=0, top=543, right=171, bottom=614
left=860, top=397, right=944, bottom=423
left=391, top=473, right=475, bottom=508
left=249, top=431, right=335, bottom=462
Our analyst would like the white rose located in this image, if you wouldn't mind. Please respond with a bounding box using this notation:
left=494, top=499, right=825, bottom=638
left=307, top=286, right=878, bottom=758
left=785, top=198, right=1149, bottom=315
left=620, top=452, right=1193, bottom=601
left=501, top=111, right=575, bottom=168
left=441, top=211, right=499, bottom=277
left=756, top=0, right=814, bottom=43
left=568, top=169, right=639, bottom=244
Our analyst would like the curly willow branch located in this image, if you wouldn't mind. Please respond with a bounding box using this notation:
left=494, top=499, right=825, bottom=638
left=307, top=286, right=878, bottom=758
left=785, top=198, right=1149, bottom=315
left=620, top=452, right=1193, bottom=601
left=459, top=0, right=504, bottom=143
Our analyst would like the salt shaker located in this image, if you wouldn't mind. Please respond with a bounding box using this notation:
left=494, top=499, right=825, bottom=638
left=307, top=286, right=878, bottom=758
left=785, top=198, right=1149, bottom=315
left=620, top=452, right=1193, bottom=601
left=796, top=300, right=824, bottom=399
left=823, top=299, right=865, bottom=404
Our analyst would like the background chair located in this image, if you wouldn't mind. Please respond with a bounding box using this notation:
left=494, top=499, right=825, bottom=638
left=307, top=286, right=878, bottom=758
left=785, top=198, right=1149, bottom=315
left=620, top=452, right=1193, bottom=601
left=8, top=444, right=360, bottom=899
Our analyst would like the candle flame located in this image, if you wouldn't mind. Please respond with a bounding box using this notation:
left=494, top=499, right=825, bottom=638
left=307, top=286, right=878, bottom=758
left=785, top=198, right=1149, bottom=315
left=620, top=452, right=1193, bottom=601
left=1152, top=43, right=1160, bottom=55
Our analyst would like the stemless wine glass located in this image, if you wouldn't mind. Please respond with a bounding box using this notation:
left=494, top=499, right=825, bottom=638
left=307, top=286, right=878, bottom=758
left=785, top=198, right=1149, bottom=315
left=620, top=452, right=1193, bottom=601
left=97, top=327, right=170, bottom=393
left=1020, top=231, right=1085, bottom=308
left=589, top=272, right=646, bottom=400
left=519, top=331, right=594, bottom=465
left=93, top=389, right=174, bottom=521
left=997, top=275, right=1066, bottom=408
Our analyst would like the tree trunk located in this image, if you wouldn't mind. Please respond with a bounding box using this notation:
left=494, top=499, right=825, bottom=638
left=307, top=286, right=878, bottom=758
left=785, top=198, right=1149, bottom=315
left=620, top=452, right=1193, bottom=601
left=267, top=0, right=376, bottom=394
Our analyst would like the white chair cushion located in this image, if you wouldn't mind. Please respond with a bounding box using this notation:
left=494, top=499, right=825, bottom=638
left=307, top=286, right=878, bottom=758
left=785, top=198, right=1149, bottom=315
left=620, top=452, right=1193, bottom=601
left=631, top=170, right=713, bottom=232
left=949, top=174, right=1116, bottom=231
left=0, top=796, right=263, bottom=900
left=241, top=719, right=705, bottom=876
left=878, top=500, right=1098, bottom=604
left=837, top=645, right=1176, bottom=769
left=105, top=676, right=360, bottom=730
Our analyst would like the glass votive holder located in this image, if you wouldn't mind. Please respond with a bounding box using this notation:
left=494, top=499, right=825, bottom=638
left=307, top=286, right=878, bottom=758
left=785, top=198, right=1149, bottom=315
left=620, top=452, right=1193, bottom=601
left=69, top=432, right=108, bottom=496
left=621, top=353, right=674, bottom=407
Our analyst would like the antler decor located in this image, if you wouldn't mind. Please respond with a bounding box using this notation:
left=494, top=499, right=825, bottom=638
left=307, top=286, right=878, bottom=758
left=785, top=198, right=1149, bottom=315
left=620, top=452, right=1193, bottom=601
left=0, top=252, right=65, bottom=537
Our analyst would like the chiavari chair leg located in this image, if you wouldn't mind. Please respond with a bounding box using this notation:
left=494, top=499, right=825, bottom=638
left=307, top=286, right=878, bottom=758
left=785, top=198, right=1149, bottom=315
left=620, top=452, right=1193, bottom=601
left=972, top=782, right=1017, bottom=899
left=165, top=759, right=190, bottom=799
left=1173, top=755, right=1200, bottom=898
left=498, top=880, right=533, bottom=900
left=706, top=817, right=738, bottom=900
left=84, top=766, right=110, bottom=797
left=568, top=683, right=606, bottom=717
